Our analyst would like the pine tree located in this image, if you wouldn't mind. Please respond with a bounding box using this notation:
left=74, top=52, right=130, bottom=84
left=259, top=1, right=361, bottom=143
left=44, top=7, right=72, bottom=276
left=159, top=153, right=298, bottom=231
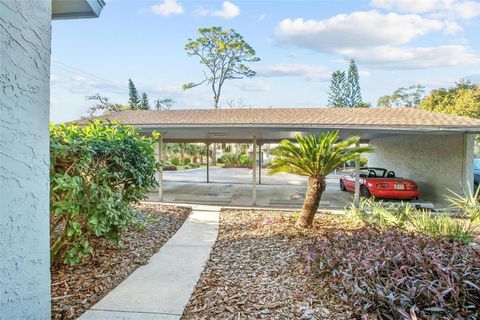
left=346, top=59, right=362, bottom=108
left=128, top=78, right=140, bottom=109
left=327, top=70, right=347, bottom=108
left=140, top=92, right=150, bottom=110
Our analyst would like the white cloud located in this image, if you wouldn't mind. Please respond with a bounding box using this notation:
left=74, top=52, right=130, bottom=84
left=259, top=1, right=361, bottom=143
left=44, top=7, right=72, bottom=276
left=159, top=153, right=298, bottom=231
left=371, top=0, right=447, bottom=14
left=194, top=5, right=209, bottom=16
left=274, top=10, right=479, bottom=69
left=233, top=79, right=271, bottom=92
left=339, top=45, right=480, bottom=69
left=371, top=0, right=480, bottom=20
left=212, top=1, right=240, bottom=19
left=256, top=63, right=331, bottom=81
left=275, top=11, right=460, bottom=52
left=150, top=0, right=184, bottom=16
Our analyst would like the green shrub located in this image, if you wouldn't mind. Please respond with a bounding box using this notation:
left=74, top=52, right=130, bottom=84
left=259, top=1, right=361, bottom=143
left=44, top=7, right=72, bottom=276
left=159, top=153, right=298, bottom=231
left=446, top=187, right=480, bottom=224
left=410, top=213, right=474, bottom=244
left=50, top=121, right=160, bottom=265
left=170, top=157, right=180, bottom=166
left=347, top=198, right=411, bottom=229
left=189, top=163, right=201, bottom=169
left=184, top=157, right=191, bottom=165
left=219, top=152, right=240, bottom=165
left=239, top=154, right=252, bottom=165
left=348, top=198, right=477, bottom=244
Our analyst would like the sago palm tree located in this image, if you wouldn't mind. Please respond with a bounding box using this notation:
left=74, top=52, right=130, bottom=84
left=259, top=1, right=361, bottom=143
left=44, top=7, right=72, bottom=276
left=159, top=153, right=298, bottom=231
left=268, top=131, right=374, bottom=228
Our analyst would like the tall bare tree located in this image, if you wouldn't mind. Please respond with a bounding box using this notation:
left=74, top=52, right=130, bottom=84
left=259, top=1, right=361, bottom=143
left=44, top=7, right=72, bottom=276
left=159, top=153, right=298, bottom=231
left=183, top=26, right=260, bottom=164
left=183, top=26, right=260, bottom=108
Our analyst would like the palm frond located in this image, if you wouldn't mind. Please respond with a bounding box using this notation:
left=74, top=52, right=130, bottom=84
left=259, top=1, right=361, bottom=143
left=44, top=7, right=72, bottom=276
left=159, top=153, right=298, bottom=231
left=268, top=131, right=375, bottom=177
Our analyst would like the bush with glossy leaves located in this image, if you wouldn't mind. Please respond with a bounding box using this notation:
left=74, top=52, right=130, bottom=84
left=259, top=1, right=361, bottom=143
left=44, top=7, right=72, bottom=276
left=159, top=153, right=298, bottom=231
left=50, top=121, right=160, bottom=265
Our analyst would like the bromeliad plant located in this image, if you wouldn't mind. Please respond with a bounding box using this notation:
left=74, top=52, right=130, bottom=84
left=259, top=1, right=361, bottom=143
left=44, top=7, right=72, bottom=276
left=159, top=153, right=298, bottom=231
left=50, top=121, right=160, bottom=265
left=268, top=132, right=374, bottom=228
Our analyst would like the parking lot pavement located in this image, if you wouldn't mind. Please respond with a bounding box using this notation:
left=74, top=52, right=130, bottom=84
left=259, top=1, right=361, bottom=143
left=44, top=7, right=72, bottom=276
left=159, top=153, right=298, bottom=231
left=163, top=167, right=343, bottom=185
left=150, top=168, right=352, bottom=208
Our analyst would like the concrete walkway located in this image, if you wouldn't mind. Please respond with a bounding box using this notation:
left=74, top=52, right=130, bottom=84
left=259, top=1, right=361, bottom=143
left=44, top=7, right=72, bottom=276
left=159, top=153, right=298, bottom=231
left=78, top=205, right=220, bottom=320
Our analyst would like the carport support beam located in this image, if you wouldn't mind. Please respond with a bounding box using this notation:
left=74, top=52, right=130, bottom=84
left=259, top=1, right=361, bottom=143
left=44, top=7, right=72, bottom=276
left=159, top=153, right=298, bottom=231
left=206, top=142, right=210, bottom=183
left=252, top=135, right=257, bottom=205
left=258, top=143, right=262, bottom=185
left=158, top=134, right=164, bottom=202
left=354, top=157, right=360, bottom=208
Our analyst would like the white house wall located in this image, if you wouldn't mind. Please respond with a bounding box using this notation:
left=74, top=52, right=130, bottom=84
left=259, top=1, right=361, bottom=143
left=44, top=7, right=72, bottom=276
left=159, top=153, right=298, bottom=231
left=366, top=133, right=474, bottom=206
left=0, top=1, right=52, bottom=318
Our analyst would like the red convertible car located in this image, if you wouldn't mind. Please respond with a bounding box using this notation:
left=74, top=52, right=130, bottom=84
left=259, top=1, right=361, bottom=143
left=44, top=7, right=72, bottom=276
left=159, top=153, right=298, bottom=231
left=340, top=167, right=420, bottom=200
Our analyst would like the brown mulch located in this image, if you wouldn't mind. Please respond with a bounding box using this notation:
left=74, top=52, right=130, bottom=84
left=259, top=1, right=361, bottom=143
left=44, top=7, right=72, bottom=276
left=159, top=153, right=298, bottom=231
left=182, top=210, right=357, bottom=320
left=51, top=204, right=190, bottom=320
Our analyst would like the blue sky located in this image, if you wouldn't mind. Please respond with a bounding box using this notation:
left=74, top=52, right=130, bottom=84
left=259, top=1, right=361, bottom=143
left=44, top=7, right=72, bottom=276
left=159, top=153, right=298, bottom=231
left=51, top=0, right=480, bottom=122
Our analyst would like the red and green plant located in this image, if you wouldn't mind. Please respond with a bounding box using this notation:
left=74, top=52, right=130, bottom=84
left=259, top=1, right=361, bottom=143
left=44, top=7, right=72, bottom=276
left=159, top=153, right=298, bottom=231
left=305, top=226, right=480, bottom=319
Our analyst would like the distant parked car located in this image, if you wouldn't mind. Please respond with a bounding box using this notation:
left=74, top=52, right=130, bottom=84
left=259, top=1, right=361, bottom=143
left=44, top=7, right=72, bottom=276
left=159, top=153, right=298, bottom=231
left=474, top=159, right=480, bottom=191
left=340, top=167, right=420, bottom=200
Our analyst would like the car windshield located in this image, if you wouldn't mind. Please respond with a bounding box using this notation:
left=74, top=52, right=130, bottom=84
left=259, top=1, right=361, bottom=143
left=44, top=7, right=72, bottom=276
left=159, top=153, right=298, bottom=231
left=357, top=168, right=387, bottom=178
left=475, top=159, right=480, bottom=170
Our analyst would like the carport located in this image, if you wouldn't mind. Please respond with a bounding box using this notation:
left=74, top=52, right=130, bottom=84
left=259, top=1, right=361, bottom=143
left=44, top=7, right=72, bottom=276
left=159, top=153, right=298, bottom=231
left=85, top=108, right=480, bottom=208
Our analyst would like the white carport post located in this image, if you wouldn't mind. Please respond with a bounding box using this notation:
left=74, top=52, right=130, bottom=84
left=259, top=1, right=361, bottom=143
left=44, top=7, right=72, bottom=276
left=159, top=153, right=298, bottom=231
left=157, top=134, right=164, bottom=202
left=354, top=156, right=360, bottom=208
left=206, top=142, right=210, bottom=183
left=252, top=134, right=257, bottom=205
left=258, top=143, right=262, bottom=185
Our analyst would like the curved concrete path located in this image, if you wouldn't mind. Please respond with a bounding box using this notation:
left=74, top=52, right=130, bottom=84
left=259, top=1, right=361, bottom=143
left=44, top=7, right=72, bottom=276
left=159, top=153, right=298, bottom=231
left=78, top=205, right=220, bottom=320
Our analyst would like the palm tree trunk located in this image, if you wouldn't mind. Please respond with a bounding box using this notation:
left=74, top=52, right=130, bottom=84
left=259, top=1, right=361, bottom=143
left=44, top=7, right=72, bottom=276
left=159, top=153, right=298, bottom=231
left=296, top=176, right=326, bottom=228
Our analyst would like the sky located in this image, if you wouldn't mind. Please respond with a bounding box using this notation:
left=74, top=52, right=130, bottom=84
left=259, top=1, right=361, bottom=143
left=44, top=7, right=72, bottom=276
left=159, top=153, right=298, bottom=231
left=51, top=0, right=480, bottom=123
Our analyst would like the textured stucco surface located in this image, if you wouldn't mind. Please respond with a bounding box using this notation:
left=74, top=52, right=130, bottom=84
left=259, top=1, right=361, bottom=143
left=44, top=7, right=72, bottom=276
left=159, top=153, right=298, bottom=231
left=0, top=1, right=52, bottom=319
left=366, top=133, right=474, bottom=206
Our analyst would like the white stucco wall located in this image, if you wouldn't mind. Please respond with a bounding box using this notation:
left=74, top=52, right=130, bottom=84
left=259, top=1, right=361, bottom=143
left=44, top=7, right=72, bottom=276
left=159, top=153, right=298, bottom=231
left=366, top=133, right=474, bottom=206
left=0, top=1, right=52, bottom=319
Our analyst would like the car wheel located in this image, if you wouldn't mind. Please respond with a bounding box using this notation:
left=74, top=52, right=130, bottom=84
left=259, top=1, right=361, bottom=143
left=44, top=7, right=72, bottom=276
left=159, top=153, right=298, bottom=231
left=360, top=184, right=371, bottom=198
left=339, top=179, right=347, bottom=191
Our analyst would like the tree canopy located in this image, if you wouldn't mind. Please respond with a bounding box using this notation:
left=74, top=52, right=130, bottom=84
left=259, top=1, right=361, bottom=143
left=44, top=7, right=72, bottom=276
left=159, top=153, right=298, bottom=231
left=327, top=59, right=363, bottom=108
left=377, top=85, right=426, bottom=108
left=183, top=26, right=260, bottom=108
left=154, top=98, right=175, bottom=110
left=140, top=92, right=150, bottom=110
left=128, top=78, right=140, bottom=109
left=86, top=94, right=127, bottom=116
left=346, top=59, right=362, bottom=108
left=418, top=81, right=480, bottom=118
left=327, top=70, right=347, bottom=108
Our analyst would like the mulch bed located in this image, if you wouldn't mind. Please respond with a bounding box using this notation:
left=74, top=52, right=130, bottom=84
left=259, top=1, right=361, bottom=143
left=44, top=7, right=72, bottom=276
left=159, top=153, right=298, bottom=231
left=182, top=209, right=356, bottom=319
left=51, top=204, right=190, bottom=320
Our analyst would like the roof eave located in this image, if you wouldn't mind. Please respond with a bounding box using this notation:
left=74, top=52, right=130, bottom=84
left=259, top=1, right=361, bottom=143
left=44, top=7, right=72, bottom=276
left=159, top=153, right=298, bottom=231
left=52, top=0, right=105, bottom=20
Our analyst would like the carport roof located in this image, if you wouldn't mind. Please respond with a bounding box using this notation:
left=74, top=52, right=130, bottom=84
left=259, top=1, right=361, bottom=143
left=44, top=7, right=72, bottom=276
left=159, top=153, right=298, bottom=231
left=78, top=108, right=480, bottom=142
